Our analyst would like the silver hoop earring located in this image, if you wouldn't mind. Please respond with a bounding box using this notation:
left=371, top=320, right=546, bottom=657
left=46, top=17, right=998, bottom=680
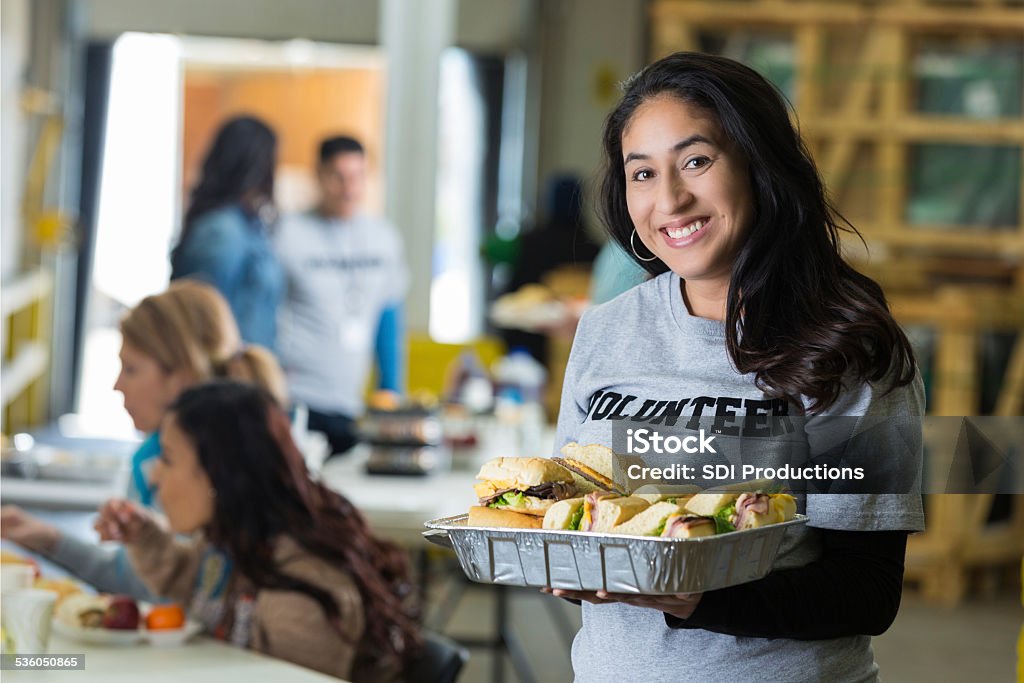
left=631, top=229, right=657, bottom=262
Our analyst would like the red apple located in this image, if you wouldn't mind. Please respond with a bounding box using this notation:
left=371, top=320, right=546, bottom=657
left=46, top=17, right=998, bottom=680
left=102, top=595, right=140, bottom=630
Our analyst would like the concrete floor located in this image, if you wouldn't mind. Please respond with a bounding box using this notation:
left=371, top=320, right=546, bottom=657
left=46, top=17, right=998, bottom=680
left=429, top=574, right=1022, bottom=683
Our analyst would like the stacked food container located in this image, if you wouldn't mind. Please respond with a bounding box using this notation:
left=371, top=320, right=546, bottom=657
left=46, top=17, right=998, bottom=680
left=359, top=405, right=449, bottom=476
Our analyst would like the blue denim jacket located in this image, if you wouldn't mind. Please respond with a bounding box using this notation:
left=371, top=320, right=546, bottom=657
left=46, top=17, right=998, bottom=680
left=171, top=204, right=283, bottom=350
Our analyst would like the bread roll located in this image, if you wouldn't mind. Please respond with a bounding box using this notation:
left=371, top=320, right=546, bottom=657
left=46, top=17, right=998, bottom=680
left=683, top=492, right=740, bottom=517
left=475, top=457, right=574, bottom=489
left=467, top=505, right=543, bottom=529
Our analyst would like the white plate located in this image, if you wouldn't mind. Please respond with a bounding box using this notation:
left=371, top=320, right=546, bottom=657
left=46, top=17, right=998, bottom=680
left=489, top=300, right=568, bottom=331
left=52, top=618, right=143, bottom=646
left=143, top=620, right=203, bottom=647
left=52, top=618, right=204, bottom=647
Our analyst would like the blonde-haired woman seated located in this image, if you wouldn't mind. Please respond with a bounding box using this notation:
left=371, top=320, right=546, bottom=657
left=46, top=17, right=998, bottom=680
left=1, top=280, right=286, bottom=599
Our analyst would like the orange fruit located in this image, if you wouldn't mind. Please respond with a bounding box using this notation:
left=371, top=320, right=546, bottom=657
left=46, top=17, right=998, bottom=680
left=146, top=604, right=186, bottom=631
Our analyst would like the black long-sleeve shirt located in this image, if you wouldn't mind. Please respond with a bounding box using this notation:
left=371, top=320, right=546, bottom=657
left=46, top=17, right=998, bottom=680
left=665, top=529, right=909, bottom=639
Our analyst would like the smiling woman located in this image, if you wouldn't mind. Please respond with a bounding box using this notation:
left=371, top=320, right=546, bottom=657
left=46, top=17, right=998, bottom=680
left=550, top=51, right=926, bottom=683
left=621, top=95, right=753, bottom=316
left=599, top=52, right=915, bottom=413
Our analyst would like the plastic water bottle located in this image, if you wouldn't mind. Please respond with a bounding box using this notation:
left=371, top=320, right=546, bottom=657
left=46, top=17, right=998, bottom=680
left=494, top=349, right=546, bottom=402
left=493, top=349, right=547, bottom=455
left=446, top=350, right=494, bottom=414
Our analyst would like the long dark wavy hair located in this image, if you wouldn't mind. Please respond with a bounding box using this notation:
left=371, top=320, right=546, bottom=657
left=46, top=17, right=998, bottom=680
left=599, top=52, right=915, bottom=413
left=169, top=381, right=421, bottom=667
left=173, top=116, right=277, bottom=259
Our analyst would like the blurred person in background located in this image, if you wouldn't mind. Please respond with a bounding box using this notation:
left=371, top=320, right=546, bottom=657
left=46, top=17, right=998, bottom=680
left=97, top=381, right=421, bottom=681
left=1, top=280, right=286, bottom=600
left=499, top=174, right=600, bottom=362
left=275, top=136, right=408, bottom=457
left=171, top=115, right=284, bottom=350
left=589, top=240, right=648, bottom=305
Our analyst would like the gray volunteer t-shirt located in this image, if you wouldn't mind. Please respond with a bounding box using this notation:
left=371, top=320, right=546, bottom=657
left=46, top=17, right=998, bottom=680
left=275, top=211, right=408, bottom=416
left=555, top=271, right=924, bottom=683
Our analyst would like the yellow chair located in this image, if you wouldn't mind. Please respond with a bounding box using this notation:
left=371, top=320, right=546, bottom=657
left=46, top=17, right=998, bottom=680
left=365, top=334, right=506, bottom=401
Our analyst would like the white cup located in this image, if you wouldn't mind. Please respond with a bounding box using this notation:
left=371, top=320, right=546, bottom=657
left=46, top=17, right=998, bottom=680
left=0, top=565, right=36, bottom=593
left=1, top=589, right=57, bottom=653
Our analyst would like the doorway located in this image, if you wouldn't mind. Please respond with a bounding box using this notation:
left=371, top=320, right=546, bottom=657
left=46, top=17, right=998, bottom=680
left=75, top=32, right=385, bottom=437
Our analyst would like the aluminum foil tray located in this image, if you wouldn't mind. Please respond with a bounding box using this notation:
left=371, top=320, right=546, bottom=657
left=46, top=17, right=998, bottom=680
left=423, top=514, right=807, bottom=594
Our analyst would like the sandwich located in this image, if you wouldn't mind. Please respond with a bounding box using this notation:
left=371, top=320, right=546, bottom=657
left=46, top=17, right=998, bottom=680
left=681, top=479, right=778, bottom=517
left=56, top=593, right=110, bottom=629
left=34, top=578, right=83, bottom=607
left=551, top=443, right=627, bottom=496
left=579, top=492, right=650, bottom=532
left=660, top=514, right=716, bottom=539
left=472, top=457, right=577, bottom=527
left=731, top=492, right=797, bottom=530
left=685, top=489, right=796, bottom=533
left=542, top=497, right=586, bottom=530
left=608, top=501, right=685, bottom=536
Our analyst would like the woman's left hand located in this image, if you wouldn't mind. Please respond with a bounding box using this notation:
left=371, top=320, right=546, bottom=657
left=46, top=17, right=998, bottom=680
left=93, top=498, right=151, bottom=543
left=542, top=587, right=703, bottom=620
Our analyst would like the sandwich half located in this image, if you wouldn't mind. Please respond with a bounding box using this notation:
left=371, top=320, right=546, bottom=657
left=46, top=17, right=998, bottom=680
left=552, top=442, right=628, bottom=496
left=542, top=497, right=586, bottom=530
left=685, top=491, right=796, bottom=533
left=682, top=479, right=780, bottom=516
left=474, top=457, right=577, bottom=523
left=683, top=491, right=740, bottom=517
left=580, top=492, right=650, bottom=532
left=731, top=493, right=796, bottom=530
left=608, top=501, right=685, bottom=536
left=660, top=514, right=716, bottom=539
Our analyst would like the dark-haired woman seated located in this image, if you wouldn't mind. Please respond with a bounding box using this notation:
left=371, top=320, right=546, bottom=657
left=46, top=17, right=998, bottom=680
left=96, top=381, right=420, bottom=681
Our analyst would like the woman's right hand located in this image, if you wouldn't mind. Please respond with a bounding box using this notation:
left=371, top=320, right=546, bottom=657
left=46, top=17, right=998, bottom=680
left=0, top=505, right=61, bottom=553
left=94, top=498, right=150, bottom=543
left=0, top=507, right=60, bottom=557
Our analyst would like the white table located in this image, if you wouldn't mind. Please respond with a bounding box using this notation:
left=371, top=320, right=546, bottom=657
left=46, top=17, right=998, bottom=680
left=317, top=447, right=480, bottom=546
left=3, top=634, right=342, bottom=682
left=4, top=429, right=552, bottom=683
left=0, top=478, right=126, bottom=511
